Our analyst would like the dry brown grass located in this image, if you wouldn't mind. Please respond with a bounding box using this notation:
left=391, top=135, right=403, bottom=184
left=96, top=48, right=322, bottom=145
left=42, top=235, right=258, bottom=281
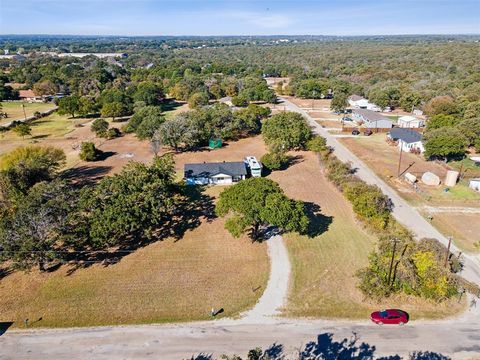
left=0, top=188, right=269, bottom=328
left=427, top=212, right=480, bottom=252
left=268, top=151, right=465, bottom=319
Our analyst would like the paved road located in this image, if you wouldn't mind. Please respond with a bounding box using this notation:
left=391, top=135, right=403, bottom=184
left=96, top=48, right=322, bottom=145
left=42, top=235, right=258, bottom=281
left=240, top=235, right=291, bottom=323
left=280, top=97, right=480, bottom=286
left=2, top=310, right=480, bottom=360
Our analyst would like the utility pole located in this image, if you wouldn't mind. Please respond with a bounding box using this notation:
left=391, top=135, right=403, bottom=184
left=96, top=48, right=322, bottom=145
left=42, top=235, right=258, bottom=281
left=387, top=238, right=398, bottom=285
left=397, top=143, right=403, bottom=177
left=22, top=104, right=27, bottom=121
left=444, top=236, right=452, bottom=268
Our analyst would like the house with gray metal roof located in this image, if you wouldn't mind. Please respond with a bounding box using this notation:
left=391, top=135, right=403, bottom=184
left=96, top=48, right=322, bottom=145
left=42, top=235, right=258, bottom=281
left=352, top=109, right=393, bottom=129
left=388, top=128, right=425, bottom=153
left=184, top=161, right=247, bottom=185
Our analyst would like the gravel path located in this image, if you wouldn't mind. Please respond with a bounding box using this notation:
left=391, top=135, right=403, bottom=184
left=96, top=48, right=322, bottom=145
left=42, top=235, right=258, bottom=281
left=280, top=97, right=480, bottom=286
left=239, top=235, right=290, bottom=323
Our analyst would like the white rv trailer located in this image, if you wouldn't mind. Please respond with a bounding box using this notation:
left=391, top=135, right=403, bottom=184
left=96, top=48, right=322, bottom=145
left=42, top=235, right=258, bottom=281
left=245, top=156, right=262, bottom=177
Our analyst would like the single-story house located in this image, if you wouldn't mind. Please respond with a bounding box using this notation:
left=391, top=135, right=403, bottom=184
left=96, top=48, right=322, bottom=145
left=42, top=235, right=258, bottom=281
left=388, top=128, right=425, bottom=153
left=348, top=95, right=381, bottom=111
left=18, top=89, right=43, bottom=102
left=352, top=109, right=393, bottom=129
left=397, top=115, right=424, bottom=128
left=469, top=179, right=480, bottom=192
left=184, top=161, right=247, bottom=185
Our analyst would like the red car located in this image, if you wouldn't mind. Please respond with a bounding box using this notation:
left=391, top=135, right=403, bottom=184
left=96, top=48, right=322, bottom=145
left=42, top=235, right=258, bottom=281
left=370, top=309, right=409, bottom=325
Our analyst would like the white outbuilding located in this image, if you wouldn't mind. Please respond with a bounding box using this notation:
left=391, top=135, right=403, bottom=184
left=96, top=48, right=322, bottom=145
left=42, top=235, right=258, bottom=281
left=397, top=115, right=424, bottom=128
left=469, top=178, right=480, bottom=192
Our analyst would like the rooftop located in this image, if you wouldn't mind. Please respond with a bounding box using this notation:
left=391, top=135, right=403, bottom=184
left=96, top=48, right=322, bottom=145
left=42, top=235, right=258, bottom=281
left=184, top=161, right=247, bottom=178
left=353, top=108, right=390, bottom=122
left=348, top=94, right=365, bottom=101
left=389, top=128, right=423, bottom=143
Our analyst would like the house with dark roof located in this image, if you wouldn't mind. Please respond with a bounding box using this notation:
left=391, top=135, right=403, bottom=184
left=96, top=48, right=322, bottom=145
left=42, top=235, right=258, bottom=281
left=184, top=161, right=247, bottom=185
left=388, top=128, right=425, bottom=153
left=352, top=109, right=393, bottom=129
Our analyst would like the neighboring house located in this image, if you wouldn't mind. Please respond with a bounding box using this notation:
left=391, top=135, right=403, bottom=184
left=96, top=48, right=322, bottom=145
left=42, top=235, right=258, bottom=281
left=397, top=115, right=424, bottom=128
left=18, top=89, right=43, bottom=102
left=469, top=179, right=480, bottom=192
left=352, top=109, right=393, bottom=129
left=348, top=95, right=381, bottom=111
left=388, top=128, right=425, bottom=153
left=184, top=161, right=247, bottom=185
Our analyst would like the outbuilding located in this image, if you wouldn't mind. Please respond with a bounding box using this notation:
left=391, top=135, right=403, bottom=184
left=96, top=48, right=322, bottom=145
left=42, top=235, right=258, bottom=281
left=469, top=179, right=480, bottom=192
left=388, top=128, right=425, bottom=153
left=19, top=89, right=43, bottom=102
left=352, top=109, right=393, bottom=129
left=184, top=161, right=247, bottom=185
left=348, top=95, right=381, bottom=111
left=397, top=115, right=424, bottom=128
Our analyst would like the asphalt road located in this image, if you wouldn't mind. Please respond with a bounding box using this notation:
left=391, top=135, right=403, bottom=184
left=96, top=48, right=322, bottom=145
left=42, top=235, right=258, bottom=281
left=279, top=97, right=480, bottom=286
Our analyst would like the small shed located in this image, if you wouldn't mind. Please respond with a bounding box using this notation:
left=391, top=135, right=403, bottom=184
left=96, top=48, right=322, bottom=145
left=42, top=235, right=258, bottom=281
left=469, top=179, right=480, bottom=192
left=209, top=138, right=222, bottom=149
left=422, top=172, right=441, bottom=186
left=397, top=115, right=424, bottom=128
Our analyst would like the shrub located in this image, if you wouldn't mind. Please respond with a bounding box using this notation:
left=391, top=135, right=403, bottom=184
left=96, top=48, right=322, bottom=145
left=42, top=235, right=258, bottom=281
left=91, top=118, right=109, bottom=137
left=261, top=151, right=289, bottom=170
left=106, top=127, right=121, bottom=139
left=231, top=95, right=248, bottom=107
left=188, top=92, right=209, bottom=109
left=79, top=142, right=102, bottom=161
left=306, top=135, right=327, bottom=153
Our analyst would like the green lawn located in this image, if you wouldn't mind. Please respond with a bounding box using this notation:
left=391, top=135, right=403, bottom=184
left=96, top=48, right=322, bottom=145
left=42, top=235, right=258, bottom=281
left=0, top=101, right=56, bottom=126
left=0, top=112, right=90, bottom=141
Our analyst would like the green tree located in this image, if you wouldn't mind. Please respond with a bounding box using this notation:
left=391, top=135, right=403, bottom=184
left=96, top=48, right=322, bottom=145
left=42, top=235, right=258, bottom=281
left=12, top=123, right=31, bottom=139
left=464, top=101, right=480, bottom=119
left=424, top=127, right=467, bottom=161
left=135, top=113, right=166, bottom=140
left=58, top=95, right=80, bottom=118
left=424, top=96, right=458, bottom=116
left=157, top=116, right=189, bottom=152
left=215, top=178, right=309, bottom=239
left=306, top=135, right=328, bottom=153
left=91, top=118, right=109, bottom=137
left=77, top=155, right=181, bottom=247
left=260, top=151, right=288, bottom=171
left=188, top=92, right=210, bottom=109
left=232, top=94, right=249, bottom=107
left=79, top=141, right=102, bottom=161
left=125, top=105, right=163, bottom=133
left=0, top=145, right=66, bottom=192
left=262, top=111, right=312, bottom=150
left=426, top=114, right=458, bottom=130
left=78, top=96, right=97, bottom=117
left=0, top=180, right=77, bottom=271
left=456, top=118, right=480, bottom=146
left=133, top=81, right=164, bottom=106
left=101, top=101, right=125, bottom=121
left=330, top=93, right=348, bottom=113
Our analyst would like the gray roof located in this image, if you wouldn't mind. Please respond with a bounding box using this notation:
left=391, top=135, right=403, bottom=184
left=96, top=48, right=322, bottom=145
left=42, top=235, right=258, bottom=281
left=184, top=162, right=247, bottom=178
left=389, top=128, right=423, bottom=143
left=353, top=109, right=390, bottom=122
left=348, top=94, right=365, bottom=101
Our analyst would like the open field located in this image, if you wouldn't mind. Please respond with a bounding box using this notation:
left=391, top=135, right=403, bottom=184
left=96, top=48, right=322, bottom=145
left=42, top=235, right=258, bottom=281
left=0, top=182, right=269, bottom=328
left=0, top=101, right=56, bottom=125
left=425, top=212, right=480, bottom=253
left=268, top=151, right=466, bottom=319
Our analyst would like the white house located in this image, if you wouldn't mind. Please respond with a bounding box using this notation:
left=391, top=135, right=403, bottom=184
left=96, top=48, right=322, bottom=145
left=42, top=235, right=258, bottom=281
left=352, top=109, right=393, bottom=129
left=184, top=162, right=247, bottom=185
left=397, top=115, right=424, bottom=128
left=348, top=95, right=381, bottom=112
left=469, top=179, right=480, bottom=192
left=388, top=128, right=425, bottom=153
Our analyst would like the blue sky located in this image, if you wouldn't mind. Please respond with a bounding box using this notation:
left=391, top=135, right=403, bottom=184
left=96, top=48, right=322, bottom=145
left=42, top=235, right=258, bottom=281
left=1, top=0, right=479, bottom=36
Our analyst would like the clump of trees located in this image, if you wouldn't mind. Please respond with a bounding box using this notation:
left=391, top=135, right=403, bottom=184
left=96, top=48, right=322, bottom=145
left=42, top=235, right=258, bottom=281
left=262, top=111, right=312, bottom=150
left=216, top=177, right=309, bottom=240
left=0, top=148, right=187, bottom=272
left=91, top=118, right=109, bottom=137
left=157, top=104, right=270, bottom=152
